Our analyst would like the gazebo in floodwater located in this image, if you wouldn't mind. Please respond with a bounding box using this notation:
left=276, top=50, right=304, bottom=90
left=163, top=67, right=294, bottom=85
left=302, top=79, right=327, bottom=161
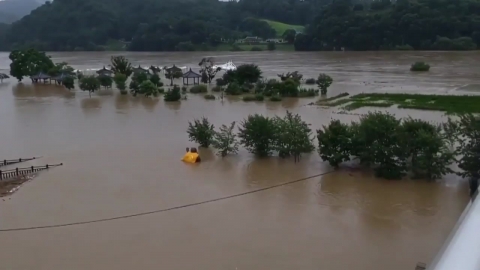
left=0, top=73, right=9, bottom=82
left=96, top=66, right=114, bottom=76
left=133, top=65, right=149, bottom=74
left=182, top=68, right=202, bottom=85
left=165, top=65, right=182, bottom=74
left=31, top=72, right=51, bottom=83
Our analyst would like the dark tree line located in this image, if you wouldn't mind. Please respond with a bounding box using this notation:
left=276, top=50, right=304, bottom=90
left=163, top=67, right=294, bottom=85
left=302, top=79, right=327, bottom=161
left=295, top=0, right=480, bottom=51
left=2, top=0, right=479, bottom=51
left=0, top=0, right=325, bottom=51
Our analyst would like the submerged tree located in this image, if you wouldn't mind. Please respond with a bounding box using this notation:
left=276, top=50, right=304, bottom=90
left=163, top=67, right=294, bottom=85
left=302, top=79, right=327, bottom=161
left=9, top=49, right=54, bottom=81
left=317, top=119, right=354, bottom=167
left=455, top=114, right=480, bottom=180
left=238, top=114, right=276, bottom=157
left=110, top=56, right=133, bottom=77
left=273, top=111, right=314, bottom=162
left=165, top=69, right=183, bottom=86
left=187, top=117, right=215, bottom=147
left=199, top=57, right=222, bottom=84
left=212, top=122, right=239, bottom=157
left=139, top=80, right=159, bottom=97
left=356, top=112, right=407, bottom=179
left=317, top=74, right=333, bottom=95
left=399, top=117, right=453, bottom=180
left=79, top=75, right=100, bottom=97
left=164, top=85, right=181, bottom=102
left=62, top=76, right=75, bottom=90
left=113, top=73, right=128, bottom=94
left=48, top=62, right=75, bottom=77
left=98, top=75, right=113, bottom=89
left=149, top=73, right=163, bottom=87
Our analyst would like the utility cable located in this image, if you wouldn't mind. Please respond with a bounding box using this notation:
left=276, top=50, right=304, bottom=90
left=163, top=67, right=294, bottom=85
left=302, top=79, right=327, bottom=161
left=0, top=170, right=335, bottom=232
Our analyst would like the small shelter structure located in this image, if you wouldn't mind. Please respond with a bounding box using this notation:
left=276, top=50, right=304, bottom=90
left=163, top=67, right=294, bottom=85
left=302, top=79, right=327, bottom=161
left=165, top=65, right=182, bottom=73
left=0, top=73, right=9, bottom=82
left=182, top=68, right=202, bottom=85
left=96, top=66, right=114, bottom=76
left=31, top=72, right=51, bottom=83
left=133, top=65, right=149, bottom=74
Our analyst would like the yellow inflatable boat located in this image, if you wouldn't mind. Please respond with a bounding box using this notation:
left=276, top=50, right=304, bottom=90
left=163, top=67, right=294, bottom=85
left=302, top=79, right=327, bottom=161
left=182, top=148, right=201, bottom=163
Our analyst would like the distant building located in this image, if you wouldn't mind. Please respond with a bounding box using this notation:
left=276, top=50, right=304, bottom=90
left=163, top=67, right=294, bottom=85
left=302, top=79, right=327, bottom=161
left=237, top=36, right=263, bottom=44
left=266, top=38, right=287, bottom=44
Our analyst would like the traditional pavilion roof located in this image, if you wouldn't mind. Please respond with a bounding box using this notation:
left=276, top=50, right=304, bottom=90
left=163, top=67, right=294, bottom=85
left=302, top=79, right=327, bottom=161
left=0, top=73, right=9, bottom=79
left=31, top=72, right=51, bottom=80
left=96, top=66, right=114, bottom=75
left=182, top=68, right=201, bottom=78
left=165, top=65, right=182, bottom=72
left=133, top=65, right=149, bottom=73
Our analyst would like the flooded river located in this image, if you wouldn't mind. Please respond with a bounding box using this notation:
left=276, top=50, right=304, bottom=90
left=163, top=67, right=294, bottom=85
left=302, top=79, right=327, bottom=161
left=0, top=51, right=475, bottom=270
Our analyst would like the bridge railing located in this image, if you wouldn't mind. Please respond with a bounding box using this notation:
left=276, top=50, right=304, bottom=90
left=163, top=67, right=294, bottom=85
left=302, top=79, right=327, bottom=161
left=0, top=163, right=62, bottom=181
left=0, top=157, right=41, bottom=167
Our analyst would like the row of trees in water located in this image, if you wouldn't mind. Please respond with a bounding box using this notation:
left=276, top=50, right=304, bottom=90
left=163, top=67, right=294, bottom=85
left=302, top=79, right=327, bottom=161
left=188, top=111, right=480, bottom=186
left=8, top=50, right=335, bottom=102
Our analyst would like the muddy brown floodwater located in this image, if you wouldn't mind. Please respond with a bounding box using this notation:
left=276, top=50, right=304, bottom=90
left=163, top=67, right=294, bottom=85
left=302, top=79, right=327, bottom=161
left=0, top=51, right=476, bottom=270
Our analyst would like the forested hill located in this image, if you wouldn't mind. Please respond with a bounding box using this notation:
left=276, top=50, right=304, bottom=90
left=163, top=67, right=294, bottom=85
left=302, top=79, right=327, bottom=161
left=2, top=0, right=480, bottom=52
left=295, top=0, right=480, bottom=51
left=0, top=0, right=324, bottom=51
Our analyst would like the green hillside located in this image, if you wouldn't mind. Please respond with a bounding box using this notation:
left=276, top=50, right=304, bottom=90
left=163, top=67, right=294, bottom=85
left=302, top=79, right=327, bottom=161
left=263, top=19, right=305, bottom=37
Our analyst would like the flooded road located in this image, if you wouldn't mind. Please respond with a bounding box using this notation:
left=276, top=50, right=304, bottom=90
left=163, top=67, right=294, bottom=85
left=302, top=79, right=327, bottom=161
left=0, top=51, right=474, bottom=270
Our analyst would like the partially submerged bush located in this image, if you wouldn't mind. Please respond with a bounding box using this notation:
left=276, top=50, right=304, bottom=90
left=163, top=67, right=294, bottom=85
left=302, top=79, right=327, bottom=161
left=164, top=85, right=181, bottom=101
left=410, top=62, right=430, bottom=72
left=251, top=46, right=263, bottom=51
left=190, top=84, right=208, bottom=93
left=238, top=114, right=277, bottom=157
left=316, top=112, right=455, bottom=180
left=187, top=117, right=215, bottom=147
left=212, top=122, right=239, bottom=157
left=225, top=82, right=242, bottom=95
left=204, top=94, right=216, bottom=100
left=298, top=88, right=319, bottom=97
left=273, top=111, right=315, bottom=161
left=317, top=74, right=333, bottom=95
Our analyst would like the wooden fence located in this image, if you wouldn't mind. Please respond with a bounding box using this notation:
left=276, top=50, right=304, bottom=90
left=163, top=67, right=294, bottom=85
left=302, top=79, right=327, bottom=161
left=0, top=157, right=41, bottom=168
left=0, top=163, right=63, bottom=181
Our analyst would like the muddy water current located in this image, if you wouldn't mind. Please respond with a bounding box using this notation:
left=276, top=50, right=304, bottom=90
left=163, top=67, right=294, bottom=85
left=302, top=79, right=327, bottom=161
left=0, top=51, right=476, bottom=270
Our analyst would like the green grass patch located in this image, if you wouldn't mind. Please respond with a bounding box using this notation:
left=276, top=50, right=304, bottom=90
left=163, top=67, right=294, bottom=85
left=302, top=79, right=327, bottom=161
left=320, top=93, right=480, bottom=113
left=316, top=92, right=350, bottom=105
left=262, top=19, right=305, bottom=37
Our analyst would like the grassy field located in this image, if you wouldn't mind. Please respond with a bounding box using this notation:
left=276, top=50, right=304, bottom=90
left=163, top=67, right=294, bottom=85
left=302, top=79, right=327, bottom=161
left=262, top=19, right=305, bottom=37
left=317, top=93, right=480, bottom=113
